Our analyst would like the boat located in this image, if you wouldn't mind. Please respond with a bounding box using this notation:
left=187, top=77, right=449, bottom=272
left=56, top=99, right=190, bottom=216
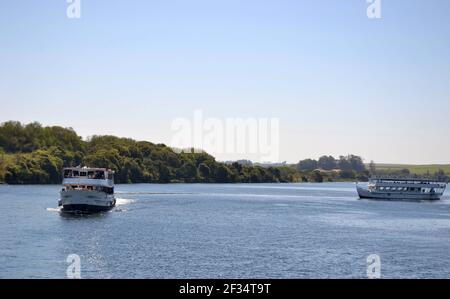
left=59, top=167, right=116, bottom=213
left=357, top=176, right=447, bottom=201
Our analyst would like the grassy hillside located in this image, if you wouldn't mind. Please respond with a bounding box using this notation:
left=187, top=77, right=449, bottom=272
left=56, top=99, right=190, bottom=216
left=373, top=163, right=450, bottom=176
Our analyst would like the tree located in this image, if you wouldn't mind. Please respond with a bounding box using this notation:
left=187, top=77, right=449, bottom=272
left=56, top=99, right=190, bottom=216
left=297, top=159, right=318, bottom=171
left=178, top=161, right=198, bottom=182
left=338, top=155, right=365, bottom=172
left=347, top=155, right=365, bottom=172
left=0, top=121, right=84, bottom=153
left=215, top=165, right=232, bottom=183
left=249, top=168, right=263, bottom=183
left=83, top=149, right=122, bottom=172
left=311, top=170, right=323, bottom=183
left=198, top=163, right=211, bottom=182
left=232, top=162, right=243, bottom=173
left=318, top=156, right=337, bottom=170
left=158, top=164, right=171, bottom=183
left=337, top=156, right=351, bottom=170
left=118, top=158, right=144, bottom=183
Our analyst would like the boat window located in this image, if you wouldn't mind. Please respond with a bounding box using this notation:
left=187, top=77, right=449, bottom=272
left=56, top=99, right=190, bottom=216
left=64, top=169, right=72, bottom=178
left=87, top=171, right=94, bottom=178
left=79, top=172, right=87, bottom=177
left=101, top=186, right=114, bottom=194
left=93, top=171, right=105, bottom=179
left=73, top=170, right=79, bottom=177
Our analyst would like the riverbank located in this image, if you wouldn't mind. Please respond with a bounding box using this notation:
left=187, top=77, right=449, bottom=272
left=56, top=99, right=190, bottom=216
left=0, top=121, right=373, bottom=185
left=2, top=121, right=448, bottom=185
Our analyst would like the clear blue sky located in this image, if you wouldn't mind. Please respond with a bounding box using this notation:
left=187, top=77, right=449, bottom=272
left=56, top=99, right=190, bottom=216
left=1, top=0, right=450, bottom=164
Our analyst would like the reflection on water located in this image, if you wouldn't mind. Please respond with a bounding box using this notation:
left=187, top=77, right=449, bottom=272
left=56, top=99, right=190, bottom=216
left=0, top=183, right=449, bottom=278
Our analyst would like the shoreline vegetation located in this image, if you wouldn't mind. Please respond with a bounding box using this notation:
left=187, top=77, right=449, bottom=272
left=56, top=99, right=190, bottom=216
left=0, top=121, right=448, bottom=185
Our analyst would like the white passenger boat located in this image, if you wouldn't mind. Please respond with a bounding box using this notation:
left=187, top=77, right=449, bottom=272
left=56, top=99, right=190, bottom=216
left=357, top=176, right=447, bottom=201
left=59, top=167, right=116, bottom=213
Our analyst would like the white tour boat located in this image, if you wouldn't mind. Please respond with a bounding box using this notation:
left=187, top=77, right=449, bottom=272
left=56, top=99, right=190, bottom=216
left=357, top=176, right=447, bottom=201
left=59, top=167, right=116, bottom=213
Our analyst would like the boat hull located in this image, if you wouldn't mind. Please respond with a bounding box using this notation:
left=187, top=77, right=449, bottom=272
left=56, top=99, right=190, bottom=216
left=60, top=189, right=115, bottom=214
left=357, top=186, right=442, bottom=201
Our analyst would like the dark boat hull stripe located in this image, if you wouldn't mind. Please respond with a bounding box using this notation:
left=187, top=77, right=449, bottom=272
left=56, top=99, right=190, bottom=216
left=62, top=204, right=115, bottom=214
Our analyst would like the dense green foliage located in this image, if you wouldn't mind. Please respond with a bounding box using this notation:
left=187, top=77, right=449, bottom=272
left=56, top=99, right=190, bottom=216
left=0, top=121, right=301, bottom=184
left=0, top=121, right=85, bottom=153
left=2, top=123, right=448, bottom=185
left=297, top=155, right=365, bottom=172
left=8, top=121, right=434, bottom=185
left=296, top=155, right=369, bottom=181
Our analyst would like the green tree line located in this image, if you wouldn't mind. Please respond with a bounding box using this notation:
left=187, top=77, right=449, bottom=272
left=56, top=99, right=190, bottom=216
left=0, top=121, right=302, bottom=184
left=296, top=155, right=370, bottom=181
left=0, top=121, right=384, bottom=185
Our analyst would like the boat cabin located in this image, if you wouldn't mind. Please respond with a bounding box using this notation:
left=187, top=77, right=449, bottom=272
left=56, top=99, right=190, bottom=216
left=63, top=168, right=113, bottom=180
left=368, top=177, right=446, bottom=195
left=62, top=167, right=114, bottom=192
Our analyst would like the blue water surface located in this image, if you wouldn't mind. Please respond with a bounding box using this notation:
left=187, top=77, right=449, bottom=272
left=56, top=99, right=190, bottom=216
left=0, top=183, right=449, bottom=278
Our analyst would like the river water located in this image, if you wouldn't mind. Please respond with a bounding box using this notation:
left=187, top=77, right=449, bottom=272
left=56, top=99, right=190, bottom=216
left=1, top=183, right=449, bottom=278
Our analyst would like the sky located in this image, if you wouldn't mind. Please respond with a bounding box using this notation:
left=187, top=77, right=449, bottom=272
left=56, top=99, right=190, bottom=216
left=1, top=0, right=450, bottom=164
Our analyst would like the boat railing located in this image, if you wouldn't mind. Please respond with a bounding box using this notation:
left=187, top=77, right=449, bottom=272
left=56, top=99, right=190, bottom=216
left=62, top=177, right=114, bottom=187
